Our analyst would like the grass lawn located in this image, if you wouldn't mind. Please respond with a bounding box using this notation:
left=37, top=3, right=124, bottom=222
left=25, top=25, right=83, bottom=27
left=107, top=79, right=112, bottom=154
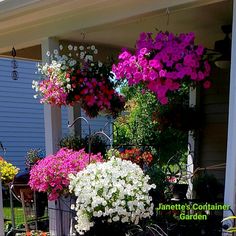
left=4, top=206, right=25, bottom=226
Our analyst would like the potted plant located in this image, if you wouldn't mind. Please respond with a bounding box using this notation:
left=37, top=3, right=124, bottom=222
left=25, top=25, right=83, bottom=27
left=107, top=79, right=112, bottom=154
left=154, top=104, right=203, bottom=132
left=69, top=157, right=156, bottom=235
left=29, top=148, right=102, bottom=201
left=25, top=148, right=45, bottom=170
left=59, top=135, right=107, bottom=156
left=193, top=172, right=224, bottom=201
left=112, top=31, right=211, bottom=105
left=32, top=45, right=125, bottom=118
left=0, top=156, right=19, bottom=185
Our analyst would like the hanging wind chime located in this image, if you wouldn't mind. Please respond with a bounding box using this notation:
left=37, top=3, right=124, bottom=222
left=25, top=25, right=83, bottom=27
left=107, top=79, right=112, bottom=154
left=11, top=47, right=18, bottom=80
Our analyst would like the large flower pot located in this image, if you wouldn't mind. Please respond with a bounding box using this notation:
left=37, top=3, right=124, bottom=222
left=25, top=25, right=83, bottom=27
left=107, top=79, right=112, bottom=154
left=84, top=221, right=128, bottom=236
left=172, top=184, right=188, bottom=200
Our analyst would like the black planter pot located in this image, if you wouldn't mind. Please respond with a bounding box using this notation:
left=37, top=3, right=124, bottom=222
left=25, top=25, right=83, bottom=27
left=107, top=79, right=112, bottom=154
left=172, top=184, right=188, bottom=200
left=84, top=220, right=128, bottom=236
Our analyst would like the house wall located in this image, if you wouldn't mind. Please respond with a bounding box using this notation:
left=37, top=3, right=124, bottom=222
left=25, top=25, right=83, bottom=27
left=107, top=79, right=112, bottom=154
left=197, top=66, right=230, bottom=183
left=0, top=57, right=111, bottom=170
left=0, top=57, right=68, bottom=170
left=80, top=110, right=112, bottom=140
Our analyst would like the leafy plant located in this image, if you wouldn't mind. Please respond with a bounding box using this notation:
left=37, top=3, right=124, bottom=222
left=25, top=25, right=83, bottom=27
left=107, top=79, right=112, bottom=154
left=113, top=87, right=188, bottom=164
left=59, top=135, right=107, bottom=156
left=193, top=172, right=224, bottom=201
left=25, top=148, right=45, bottom=169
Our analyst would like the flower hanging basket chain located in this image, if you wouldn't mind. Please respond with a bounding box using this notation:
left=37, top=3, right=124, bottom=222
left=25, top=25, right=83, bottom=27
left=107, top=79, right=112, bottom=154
left=32, top=44, right=125, bottom=118
left=112, top=31, right=211, bottom=104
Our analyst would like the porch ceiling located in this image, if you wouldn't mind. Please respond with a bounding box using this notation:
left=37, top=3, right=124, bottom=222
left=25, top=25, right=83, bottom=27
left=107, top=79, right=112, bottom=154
left=0, top=0, right=232, bottom=55
left=60, top=0, right=232, bottom=50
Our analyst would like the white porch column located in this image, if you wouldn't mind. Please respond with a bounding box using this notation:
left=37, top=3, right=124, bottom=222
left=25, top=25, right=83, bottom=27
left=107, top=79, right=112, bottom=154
left=68, top=105, right=81, bottom=136
left=186, top=88, right=196, bottom=199
left=224, top=0, right=236, bottom=217
left=42, top=38, right=62, bottom=236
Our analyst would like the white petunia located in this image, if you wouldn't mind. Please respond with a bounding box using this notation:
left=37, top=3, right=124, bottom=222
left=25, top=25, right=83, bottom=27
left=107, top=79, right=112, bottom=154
left=68, top=157, right=155, bottom=234
left=69, top=60, right=76, bottom=67
left=85, top=55, right=93, bottom=62
left=80, top=52, right=85, bottom=59
left=46, top=51, right=50, bottom=57
left=98, top=61, right=103, bottom=67
left=68, top=44, right=73, bottom=51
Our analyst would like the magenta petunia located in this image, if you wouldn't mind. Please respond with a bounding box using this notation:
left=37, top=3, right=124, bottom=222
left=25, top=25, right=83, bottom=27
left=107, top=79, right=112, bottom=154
left=29, top=148, right=103, bottom=201
left=112, top=31, right=212, bottom=104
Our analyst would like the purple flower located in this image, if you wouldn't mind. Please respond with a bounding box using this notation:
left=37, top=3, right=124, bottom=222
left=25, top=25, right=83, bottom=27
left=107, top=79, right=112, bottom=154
left=112, top=31, right=211, bottom=105
left=196, top=45, right=204, bottom=56
left=159, top=70, right=167, bottom=78
left=118, top=50, right=131, bottom=60
left=149, top=59, right=161, bottom=70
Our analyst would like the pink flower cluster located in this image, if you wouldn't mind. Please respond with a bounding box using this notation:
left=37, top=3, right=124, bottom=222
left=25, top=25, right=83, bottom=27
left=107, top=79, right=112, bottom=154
left=67, top=68, right=125, bottom=118
left=33, top=55, right=125, bottom=118
left=28, top=148, right=103, bottom=200
left=112, top=31, right=211, bottom=104
left=39, top=79, right=67, bottom=106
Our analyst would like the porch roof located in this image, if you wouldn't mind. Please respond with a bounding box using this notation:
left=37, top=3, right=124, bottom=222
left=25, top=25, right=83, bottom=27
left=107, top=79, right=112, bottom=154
left=0, top=0, right=232, bottom=58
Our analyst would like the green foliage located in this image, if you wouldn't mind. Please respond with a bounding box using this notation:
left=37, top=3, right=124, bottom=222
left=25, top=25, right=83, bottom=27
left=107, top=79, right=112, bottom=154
left=59, top=135, right=107, bottom=156
left=113, top=86, right=188, bottom=164
left=25, top=148, right=45, bottom=169
left=193, top=173, right=224, bottom=201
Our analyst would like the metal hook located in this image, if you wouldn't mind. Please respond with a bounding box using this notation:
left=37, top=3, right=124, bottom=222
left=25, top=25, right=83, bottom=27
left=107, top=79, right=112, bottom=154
left=81, top=31, right=86, bottom=42
left=11, top=47, right=16, bottom=57
left=0, top=142, right=7, bottom=157
left=166, top=8, right=170, bottom=27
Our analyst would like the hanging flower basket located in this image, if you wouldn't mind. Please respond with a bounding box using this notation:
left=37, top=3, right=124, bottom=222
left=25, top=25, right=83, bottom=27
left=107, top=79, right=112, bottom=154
left=32, top=45, right=125, bottom=118
left=152, top=104, right=203, bottom=131
left=112, top=31, right=211, bottom=104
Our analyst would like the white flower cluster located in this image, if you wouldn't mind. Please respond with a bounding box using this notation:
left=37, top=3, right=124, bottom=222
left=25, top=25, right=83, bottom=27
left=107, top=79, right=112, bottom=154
left=33, top=53, right=78, bottom=95
left=69, top=157, right=156, bottom=235
left=63, top=43, right=98, bottom=60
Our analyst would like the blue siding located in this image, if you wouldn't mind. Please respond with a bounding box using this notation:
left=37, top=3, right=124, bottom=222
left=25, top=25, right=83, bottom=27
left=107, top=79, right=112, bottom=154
left=0, top=57, right=111, bottom=171
left=0, top=57, right=68, bottom=170
left=80, top=110, right=112, bottom=141
left=62, top=107, right=69, bottom=136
